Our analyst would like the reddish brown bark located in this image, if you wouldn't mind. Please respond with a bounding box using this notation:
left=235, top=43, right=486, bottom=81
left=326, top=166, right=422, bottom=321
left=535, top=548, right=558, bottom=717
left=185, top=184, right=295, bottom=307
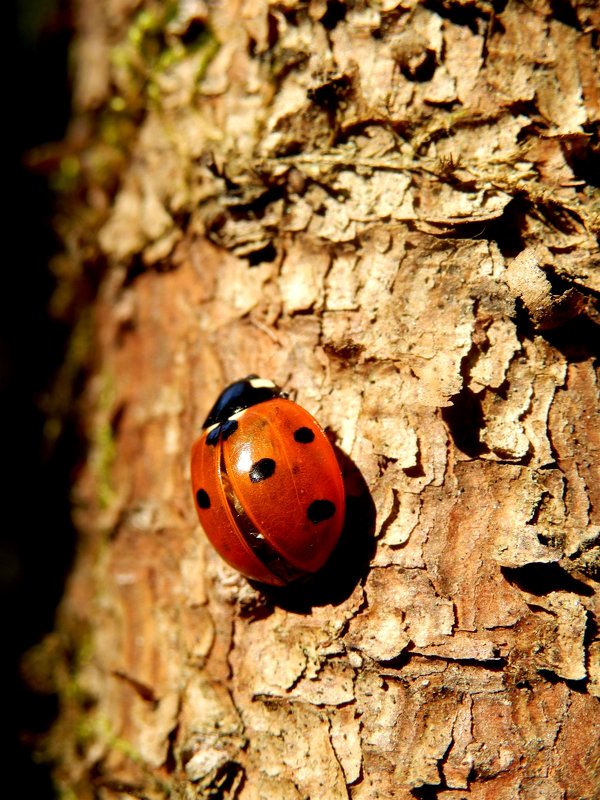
left=30, top=0, right=600, bottom=797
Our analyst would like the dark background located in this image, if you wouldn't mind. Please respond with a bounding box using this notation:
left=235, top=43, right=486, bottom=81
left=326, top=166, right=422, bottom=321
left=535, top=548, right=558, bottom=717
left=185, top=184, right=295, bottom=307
left=4, top=1, right=74, bottom=794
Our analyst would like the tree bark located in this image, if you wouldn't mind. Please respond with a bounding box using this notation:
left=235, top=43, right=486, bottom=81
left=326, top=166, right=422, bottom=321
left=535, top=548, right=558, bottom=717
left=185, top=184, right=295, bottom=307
left=32, top=0, right=600, bottom=798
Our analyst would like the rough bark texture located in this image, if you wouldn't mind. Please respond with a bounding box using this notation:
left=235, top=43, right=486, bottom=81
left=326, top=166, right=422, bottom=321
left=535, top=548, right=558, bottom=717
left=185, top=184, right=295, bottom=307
left=30, top=0, right=600, bottom=798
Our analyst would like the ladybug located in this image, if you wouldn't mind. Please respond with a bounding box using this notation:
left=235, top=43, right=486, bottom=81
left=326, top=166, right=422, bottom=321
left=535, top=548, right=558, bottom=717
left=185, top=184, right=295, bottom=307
left=190, top=376, right=345, bottom=585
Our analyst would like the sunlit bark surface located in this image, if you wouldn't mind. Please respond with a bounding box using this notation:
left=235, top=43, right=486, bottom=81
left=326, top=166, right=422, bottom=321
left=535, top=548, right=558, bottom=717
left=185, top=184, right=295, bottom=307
left=33, top=0, right=599, bottom=797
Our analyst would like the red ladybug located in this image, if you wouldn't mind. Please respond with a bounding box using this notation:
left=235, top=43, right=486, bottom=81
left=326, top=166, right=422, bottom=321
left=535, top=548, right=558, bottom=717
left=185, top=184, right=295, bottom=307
left=190, top=376, right=345, bottom=585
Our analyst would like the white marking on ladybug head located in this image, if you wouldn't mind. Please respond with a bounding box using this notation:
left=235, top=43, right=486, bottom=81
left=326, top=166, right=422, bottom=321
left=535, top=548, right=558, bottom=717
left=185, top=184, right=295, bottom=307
left=248, top=377, right=277, bottom=390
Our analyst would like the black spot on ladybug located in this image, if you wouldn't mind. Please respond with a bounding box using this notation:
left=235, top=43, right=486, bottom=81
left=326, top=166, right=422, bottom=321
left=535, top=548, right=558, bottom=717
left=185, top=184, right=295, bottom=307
left=221, top=419, right=239, bottom=440
left=206, top=426, right=220, bottom=446
left=249, top=458, right=276, bottom=483
left=196, top=489, right=211, bottom=509
left=294, top=426, right=315, bottom=443
left=307, top=499, right=336, bottom=524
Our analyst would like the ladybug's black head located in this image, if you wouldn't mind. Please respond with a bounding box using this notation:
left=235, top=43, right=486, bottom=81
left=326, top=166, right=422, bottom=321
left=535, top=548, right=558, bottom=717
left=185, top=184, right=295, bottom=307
left=202, top=376, right=281, bottom=428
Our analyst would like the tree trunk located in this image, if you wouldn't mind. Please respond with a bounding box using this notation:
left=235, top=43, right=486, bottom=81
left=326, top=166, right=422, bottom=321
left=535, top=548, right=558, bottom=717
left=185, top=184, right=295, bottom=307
left=33, top=0, right=600, bottom=798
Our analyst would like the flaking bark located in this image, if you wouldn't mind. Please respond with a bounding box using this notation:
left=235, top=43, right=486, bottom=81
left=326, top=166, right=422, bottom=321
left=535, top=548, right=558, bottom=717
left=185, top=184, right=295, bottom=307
left=31, top=0, right=600, bottom=798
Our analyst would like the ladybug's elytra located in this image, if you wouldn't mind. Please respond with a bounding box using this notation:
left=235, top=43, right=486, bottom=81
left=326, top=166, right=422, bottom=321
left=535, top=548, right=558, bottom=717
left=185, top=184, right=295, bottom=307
left=190, top=376, right=345, bottom=585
